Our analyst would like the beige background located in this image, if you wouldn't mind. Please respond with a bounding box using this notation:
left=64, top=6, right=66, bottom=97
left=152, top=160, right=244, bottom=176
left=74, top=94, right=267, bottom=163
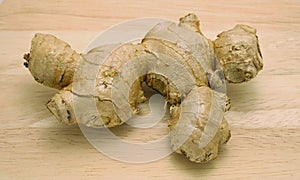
left=0, top=0, right=299, bottom=179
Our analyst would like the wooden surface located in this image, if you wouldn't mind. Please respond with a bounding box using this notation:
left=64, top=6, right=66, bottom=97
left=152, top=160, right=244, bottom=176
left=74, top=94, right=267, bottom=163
left=0, top=0, right=299, bottom=179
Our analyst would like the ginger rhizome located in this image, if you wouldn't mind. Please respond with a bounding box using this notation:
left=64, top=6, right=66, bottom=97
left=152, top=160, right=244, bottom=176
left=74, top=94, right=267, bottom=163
left=23, top=13, right=263, bottom=163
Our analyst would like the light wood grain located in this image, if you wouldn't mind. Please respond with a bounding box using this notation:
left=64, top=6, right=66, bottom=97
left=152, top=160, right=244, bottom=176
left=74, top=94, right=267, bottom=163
left=0, top=0, right=299, bottom=179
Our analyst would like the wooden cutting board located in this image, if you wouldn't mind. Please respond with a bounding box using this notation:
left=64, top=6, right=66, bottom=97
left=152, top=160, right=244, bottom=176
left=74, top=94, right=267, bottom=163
left=0, top=0, right=299, bottom=179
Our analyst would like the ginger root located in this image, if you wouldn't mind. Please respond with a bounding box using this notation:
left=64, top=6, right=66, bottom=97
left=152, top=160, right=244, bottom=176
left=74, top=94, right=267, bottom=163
left=214, top=24, right=263, bottom=83
left=23, top=33, right=80, bottom=89
left=23, top=13, right=263, bottom=163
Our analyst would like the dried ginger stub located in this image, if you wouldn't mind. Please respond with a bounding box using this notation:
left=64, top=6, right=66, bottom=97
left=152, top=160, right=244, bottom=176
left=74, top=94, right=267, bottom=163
left=23, top=33, right=81, bottom=89
left=23, top=13, right=263, bottom=163
left=214, top=24, right=263, bottom=83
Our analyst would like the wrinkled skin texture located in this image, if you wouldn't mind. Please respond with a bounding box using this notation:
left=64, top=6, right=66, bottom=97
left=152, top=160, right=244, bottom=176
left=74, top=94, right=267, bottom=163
left=24, top=13, right=263, bottom=163
left=214, top=24, right=263, bottom=83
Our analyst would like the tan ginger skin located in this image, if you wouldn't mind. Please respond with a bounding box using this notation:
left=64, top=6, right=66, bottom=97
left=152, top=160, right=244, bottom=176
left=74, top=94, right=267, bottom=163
left=23, top=13, right=263, bottom=163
